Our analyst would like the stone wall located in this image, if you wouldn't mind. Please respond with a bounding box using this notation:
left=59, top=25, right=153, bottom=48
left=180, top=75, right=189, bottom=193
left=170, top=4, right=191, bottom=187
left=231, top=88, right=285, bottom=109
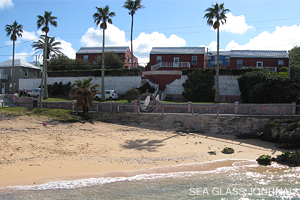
left=91, top=112, right=300, bottom=134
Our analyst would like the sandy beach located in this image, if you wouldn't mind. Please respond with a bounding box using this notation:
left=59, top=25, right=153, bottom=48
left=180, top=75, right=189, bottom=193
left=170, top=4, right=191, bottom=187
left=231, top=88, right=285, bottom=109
left=0, top=114, right=286, bottom=188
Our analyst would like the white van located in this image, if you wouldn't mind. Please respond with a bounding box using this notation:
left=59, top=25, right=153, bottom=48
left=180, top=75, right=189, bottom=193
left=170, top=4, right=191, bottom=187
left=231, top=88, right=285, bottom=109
left=95, top=90, right=118, bottom=100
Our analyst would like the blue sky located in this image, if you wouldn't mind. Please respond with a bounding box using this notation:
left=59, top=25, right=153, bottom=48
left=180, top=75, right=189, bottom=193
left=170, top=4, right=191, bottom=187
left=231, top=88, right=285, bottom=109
left=1, top=0, right=300, bottom=66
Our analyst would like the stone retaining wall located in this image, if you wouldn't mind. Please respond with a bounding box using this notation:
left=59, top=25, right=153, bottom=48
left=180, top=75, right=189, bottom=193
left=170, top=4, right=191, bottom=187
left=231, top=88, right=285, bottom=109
left=91, top=112, right=300, bottom=134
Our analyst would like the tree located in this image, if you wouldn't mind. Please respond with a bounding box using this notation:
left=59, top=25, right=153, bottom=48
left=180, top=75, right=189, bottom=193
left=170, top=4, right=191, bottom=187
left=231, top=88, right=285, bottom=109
left=69, top=78, right=99, bottom=120
left=32, top=35, right=63, bottom=59
left=94, top=52, right=125, bottom=69
left=289, top=46, right=300, bottom=79
left=5, top=20, right=23, bottom=94
left=204, top=3, right=229, bottom=103
left=123, top=0, right=145, bottom=68
left=93, top=5, right=115, bottom=101
left=182, top=70, right=215, bottom=102
left=37, top=11, right=57, bottom=102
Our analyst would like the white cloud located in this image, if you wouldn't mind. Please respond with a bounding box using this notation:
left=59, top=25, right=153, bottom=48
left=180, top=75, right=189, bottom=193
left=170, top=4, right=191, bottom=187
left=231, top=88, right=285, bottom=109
left=132, top=32, right=186, bottom=65
left=0, top=0, right=13, bottom=10
left=81, top=24, right=127, bottom=47
left=22, top=30, right=39, bottom=41
left=207, top=41, right=218, bottom=51
left=81, top=24, right=186, bottom=65
left=5, top=30, right=39, bottom=46
left=56, top=38, right=76, bottom=59
left=219, top=13, right=253, bottom=34
left=225, top=25, right=300, bottom=51
left=9, top=51, right=34, bottom=62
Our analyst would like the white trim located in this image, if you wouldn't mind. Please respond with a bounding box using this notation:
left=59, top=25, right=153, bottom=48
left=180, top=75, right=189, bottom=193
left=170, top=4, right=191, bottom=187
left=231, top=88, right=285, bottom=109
left=256, top=61, right=263, bottom=68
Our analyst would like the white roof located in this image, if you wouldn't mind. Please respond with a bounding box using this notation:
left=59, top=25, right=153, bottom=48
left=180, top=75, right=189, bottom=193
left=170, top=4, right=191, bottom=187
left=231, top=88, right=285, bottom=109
left=0, top=59, right=41, bottom=70
left=76, top=46, right=129, bottom=54
left=231, top=50, right=289, bottom=58
left=151, top=47, right=205, bottom=54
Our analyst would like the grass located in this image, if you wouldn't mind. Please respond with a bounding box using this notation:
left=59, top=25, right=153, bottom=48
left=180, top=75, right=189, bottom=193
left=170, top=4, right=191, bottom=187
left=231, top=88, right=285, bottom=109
left=0, top=107, right=81, bottom=122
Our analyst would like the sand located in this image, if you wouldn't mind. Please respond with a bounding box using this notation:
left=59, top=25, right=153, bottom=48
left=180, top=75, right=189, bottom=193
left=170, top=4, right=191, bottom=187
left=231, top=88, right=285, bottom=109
left=0, top=114, right=286, bottom=188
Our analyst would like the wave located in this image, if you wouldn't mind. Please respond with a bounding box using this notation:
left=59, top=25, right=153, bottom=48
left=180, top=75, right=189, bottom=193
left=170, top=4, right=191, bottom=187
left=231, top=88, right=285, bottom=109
left=0, top=159, right=290, bottom=192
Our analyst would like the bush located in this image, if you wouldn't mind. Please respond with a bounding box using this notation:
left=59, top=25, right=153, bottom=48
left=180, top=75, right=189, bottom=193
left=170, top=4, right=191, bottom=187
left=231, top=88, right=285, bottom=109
left=182, top=70, right=215, bottom=102
left=138, top=82, right=155, bottom=94
left=238, top=70, right=300, bottom=103
left=125, top=88, right=140, bottom=103
left=48, top=81, right=72, bottom=97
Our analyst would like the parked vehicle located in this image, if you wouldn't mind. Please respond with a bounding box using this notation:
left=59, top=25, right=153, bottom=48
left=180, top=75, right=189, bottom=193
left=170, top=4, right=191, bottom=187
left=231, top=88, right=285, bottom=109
left=28, top=88, right=42, bottom=98
left=95, top=90, right=118, bottom=100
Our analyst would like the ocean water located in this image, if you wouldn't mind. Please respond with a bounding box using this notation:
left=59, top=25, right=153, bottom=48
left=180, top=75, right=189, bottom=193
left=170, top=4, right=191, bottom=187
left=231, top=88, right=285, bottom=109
left=1, top=160, right=299, bottom=200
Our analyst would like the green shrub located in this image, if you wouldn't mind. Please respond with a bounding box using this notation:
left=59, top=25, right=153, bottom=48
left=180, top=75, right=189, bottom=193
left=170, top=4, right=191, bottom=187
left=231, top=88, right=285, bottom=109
left=125, top=88, right=140, bottom=103
left=238, top=70, right=300, bottom=103
left=182, top=70, right=215, bottom=102
left=138, top=82, right=155, bottom=94
left=48, top=81, right=72, bottom=97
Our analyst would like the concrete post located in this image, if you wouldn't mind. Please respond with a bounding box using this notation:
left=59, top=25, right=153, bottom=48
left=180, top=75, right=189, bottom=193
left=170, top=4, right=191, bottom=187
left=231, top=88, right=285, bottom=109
left=292, top=102, right=296, bottom=115
left=187, top=101, right=192, bottom=113
left=72, top=100, right=76, bottom=111
left=110, top=101, right=114, bottom=112
left=234, top=101, right=239, bottom=114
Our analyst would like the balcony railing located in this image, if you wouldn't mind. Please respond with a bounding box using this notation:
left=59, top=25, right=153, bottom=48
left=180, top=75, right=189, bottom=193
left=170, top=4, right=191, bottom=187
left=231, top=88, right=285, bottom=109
left=0, top=74, right=8, bottom=80
left=242, top=66, right=277, bottom=72
left=151, top=62, right=190, bottom=70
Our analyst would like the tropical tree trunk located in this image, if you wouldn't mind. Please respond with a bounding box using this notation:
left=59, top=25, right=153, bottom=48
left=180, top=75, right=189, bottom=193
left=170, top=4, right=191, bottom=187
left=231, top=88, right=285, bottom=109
left=130, top=14, right=134, bottom=68
left=11, top=40, right=15, bottom=94
left=43, top=34, right=48, bottom=99
left=101, top=28, right=105, bottom=101
left=214, top=27, right=220, bottom=103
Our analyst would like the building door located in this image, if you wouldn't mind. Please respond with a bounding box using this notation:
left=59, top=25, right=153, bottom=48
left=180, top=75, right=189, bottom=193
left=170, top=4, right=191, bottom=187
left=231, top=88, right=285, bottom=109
left=173, top=57, right=179, bottom=67
left=2, top=83, right=5, bottom=94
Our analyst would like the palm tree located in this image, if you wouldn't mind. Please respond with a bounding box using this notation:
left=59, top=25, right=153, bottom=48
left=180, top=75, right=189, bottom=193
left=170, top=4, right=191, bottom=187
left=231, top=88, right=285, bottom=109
left=93, top=5, right=115, bottom=101
left=123, top=0, right=144, bottom=68
left=5, top=20, right=23, bottom=94
left=37, top=11, right=57, bottom=102
left=204, top=3, right=229, bottom=103
left=69, top=78, right=99, bottom=120
left=32, top=35, right=63, bottom=58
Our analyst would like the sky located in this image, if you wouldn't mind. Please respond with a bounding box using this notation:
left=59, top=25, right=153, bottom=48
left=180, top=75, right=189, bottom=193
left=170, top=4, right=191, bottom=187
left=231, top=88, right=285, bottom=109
left=1, top=0, right=300, bottom=66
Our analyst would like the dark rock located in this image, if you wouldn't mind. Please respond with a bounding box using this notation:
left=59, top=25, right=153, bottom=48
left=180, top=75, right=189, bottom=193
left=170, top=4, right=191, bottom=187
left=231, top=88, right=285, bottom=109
left=276, top=151, right=300, bottom=167
left=221, top=147, right=234, bottom=154
left=260, top=122, right=300, bottom=149
left=256, top=155, right=271, bottom=165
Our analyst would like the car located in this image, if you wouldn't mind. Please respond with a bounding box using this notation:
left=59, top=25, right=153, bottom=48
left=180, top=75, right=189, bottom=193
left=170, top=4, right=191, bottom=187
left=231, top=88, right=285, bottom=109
left=95, top=90, right=118, bottom=100
left=28, top=88, right=42, bottom=98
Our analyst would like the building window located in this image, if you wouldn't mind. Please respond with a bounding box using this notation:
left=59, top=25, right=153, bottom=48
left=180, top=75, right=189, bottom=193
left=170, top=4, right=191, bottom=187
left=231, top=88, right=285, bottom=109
left=24, top=69, right=28, bottom=77
left=83, top=55, right=88, bottom=61
left=34, top=71, right=37, bottom=77
left=157, top=56, right=162, bottom=63
left=9, top=83, right=12, bottom=91
left=207, top=56, right=212, bottom=61
left=225, top=56, right=230, bottom=62
left=192, top=56, right=197, bottom=65
left=256, top=61, right=263, bottom=68
left=278, top=60, right=284, bottom=68
left=237, top=59, right=243, bottom=68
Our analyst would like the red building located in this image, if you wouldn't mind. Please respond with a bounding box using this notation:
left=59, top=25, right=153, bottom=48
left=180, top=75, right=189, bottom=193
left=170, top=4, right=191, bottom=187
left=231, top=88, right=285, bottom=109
left=146, top=47, right=207, bottom=71
left=143, top=47, right=207, bottom=91
left=76, top=46, right=138, bottom=69
left=230, top=50, right=289, bottom=72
